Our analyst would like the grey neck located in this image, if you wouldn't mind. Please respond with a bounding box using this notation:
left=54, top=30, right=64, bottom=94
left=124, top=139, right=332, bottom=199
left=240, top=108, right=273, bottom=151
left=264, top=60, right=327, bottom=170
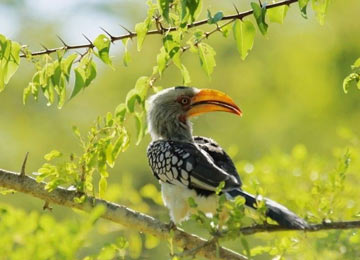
left=148, top=110, right=194, bottom=142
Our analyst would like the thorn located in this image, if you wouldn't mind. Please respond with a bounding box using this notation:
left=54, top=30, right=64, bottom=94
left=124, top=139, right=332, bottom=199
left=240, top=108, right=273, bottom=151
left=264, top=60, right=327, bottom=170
left=233, top=3, right=240, bottom=15
left=56, top=35, right=69, bottom=48
left=82, top=34, right=94, bottom=47
left=43, top=201, right=53, bottom=211
left=40, top=43, right=49, bottom=51
left=20, top=152, right=29, bottom=176
left=119, top=24, right=134, bottom=38
left=100, top=27, right=115, bottom=42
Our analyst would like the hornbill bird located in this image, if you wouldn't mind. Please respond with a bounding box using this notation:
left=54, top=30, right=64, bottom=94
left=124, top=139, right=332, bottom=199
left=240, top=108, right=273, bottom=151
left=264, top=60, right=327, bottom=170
left=146, top=86, right=308, bottom=229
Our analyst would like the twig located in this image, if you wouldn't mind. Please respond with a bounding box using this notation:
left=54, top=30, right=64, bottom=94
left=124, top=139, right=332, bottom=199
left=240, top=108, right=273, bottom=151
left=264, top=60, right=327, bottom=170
left=19, top=0, right=299, bottom=58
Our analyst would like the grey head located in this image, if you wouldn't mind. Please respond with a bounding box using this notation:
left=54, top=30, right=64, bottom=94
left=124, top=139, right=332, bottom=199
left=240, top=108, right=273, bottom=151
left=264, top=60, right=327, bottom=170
left=147, top=86, right=199, bottom=142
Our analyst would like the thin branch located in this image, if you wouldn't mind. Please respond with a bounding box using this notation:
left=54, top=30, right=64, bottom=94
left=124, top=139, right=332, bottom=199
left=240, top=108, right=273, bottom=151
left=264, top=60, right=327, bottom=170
left=239, top=221, right=360, bottom=235
left=0, top=168, right=246, bottom=260
left=19, top=0, right=298, bottom=58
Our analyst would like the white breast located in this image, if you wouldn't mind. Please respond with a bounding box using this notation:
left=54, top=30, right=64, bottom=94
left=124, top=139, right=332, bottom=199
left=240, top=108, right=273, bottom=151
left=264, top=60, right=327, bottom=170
left=161, top=182, right=218, bottom=224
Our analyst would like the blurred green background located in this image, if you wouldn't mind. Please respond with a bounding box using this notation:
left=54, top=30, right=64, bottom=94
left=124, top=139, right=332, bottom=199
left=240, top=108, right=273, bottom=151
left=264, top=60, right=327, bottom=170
left=1, top=0, right=360, bottom=259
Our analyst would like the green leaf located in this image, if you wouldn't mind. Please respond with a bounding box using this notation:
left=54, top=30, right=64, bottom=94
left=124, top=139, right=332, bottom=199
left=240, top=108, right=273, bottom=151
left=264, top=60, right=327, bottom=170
left=251, top=2, right=268, bottom=35
left=312, top=0, right=330, bottom=25
left=180, top=64, right=191, bottom=85
left=105, top=142, right=115, bottom=167
left=233, top=20, right=256, bottom=60
left=135, top=20, right=150, bottom=51
left=188, top=197, right=198, bottom=208
left=268, top=5, right=288, bottom=24
left=94, top=34, right=113, bottom=67
left=115, top=103, right=127, bottom=122
left=122, top=38, right=131, bottom=66
left=99, top=176, right=107, bottom=198
left=181, top=0, right=202, bottom=23
left=134, top=112, right=146, bottom=145
left=125, top=89, right=141, bottom=113
left=298, top=0, right=310, bottom=18
left=207, top=10, right=224, bottom=24
left=71, top=67, right=86, bottom=99
left=57, top=75, right=67, bottom=109
left=197, top=43, right=216, bottom=77
left=0, top=35, right=21, bottom=92
left=352, top=57, right=360, bottom=69
left=157, top=47, right=168, bottom=76
left=61, top=53, right=78, bottom=79
left=343, top=73, right=360, bottom=94
left=134, top=76, right=149, bottom=101
left=158, top=0, right=170, bottom=22
left=84, top=61, right=97, bottom=87
left=44, top=150, right=62, bottom=161
left=23, top=84, right=32, bottom=105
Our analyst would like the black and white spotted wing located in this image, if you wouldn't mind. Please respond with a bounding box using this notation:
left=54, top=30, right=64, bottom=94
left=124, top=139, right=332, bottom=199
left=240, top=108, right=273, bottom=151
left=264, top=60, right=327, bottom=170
left=147, top=140, right=241, bottom=193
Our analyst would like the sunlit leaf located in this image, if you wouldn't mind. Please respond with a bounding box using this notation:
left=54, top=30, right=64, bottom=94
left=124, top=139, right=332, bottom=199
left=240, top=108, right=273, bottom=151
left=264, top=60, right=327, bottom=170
left=61, top=53, right=78, bottom=79
left=180, top=64, right=191, bottom=85
left=268, top=5, right=289, bottom=24
left=134, top=112, right=146, bottom=145
left=157, top=47, right=168, bottom=76
left=122, top=38, right=131, bottom=66
left=135, top=21, right=149, bottom=51
left=94, top=34, right=113, bottom=67
left=0, top=35, right=21, bottom=91
left=115, top=103, right=127, bottom=122
left=134, top=76, right=149, bottom=101
left=44, top=150, right=62, bottom=161
left=84, top=61, right=97, bottom=87
left=312, top=0, right=330, bottom=25
left=126, top=89, right=141, bottom=113
left=233, top=20, right=256, bottom=60
left=352, top=57, right=360, bottom=69
left=71, top=67, right=86, bottom=98
left=299, top=0, right=310, bottom=18
left=251, top=2, right=268, bottom=35
left=343, top=73, right=360, bottom=93
left=197, top=43, right=216, bottom=77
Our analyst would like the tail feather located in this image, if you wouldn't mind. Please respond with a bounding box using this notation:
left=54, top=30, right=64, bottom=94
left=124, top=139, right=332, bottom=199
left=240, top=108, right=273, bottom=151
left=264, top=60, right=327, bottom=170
left=226, top=189, right=309, bottom=229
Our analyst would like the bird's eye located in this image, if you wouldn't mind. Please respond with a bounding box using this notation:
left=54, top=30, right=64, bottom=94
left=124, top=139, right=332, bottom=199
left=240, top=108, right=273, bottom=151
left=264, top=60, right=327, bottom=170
left=179, top=97, right=190, bottom=105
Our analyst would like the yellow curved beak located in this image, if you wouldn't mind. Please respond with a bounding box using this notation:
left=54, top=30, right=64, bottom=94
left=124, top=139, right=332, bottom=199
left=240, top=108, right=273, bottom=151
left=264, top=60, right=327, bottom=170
left=186, top=89, right=242, bottom=118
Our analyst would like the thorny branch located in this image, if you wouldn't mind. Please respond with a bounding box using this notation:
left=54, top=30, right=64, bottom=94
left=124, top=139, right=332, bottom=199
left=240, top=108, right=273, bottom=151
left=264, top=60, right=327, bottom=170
left=1, top=167, right=360, bottom=259
left=0, top=168, right=247, bottom=260
left=19, top=0, right=298, bottom=58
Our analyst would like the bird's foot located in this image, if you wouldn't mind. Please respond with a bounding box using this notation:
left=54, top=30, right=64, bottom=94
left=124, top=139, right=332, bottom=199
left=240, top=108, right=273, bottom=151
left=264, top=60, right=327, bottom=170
left=167, top=220, right=178, bottom=231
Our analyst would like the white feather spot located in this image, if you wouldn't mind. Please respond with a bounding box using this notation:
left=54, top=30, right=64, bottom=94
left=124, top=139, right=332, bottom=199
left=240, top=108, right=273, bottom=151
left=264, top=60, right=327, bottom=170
left=166, top=171, right=173, bottom=180
left=181, top=169, right=189, bottom=179
left=172, top=167, right=179, bottom=178
left=172, top=156, right=178, bottom=164
left=186, top=162, right=193, bottom=171
left=182, top=153, right=190, bottom=159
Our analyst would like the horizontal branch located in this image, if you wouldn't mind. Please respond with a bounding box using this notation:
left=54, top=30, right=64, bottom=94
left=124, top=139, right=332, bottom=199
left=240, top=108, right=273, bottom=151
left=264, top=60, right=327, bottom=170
left=239, top=221, right=360, bottom=235
left=19, top=0, right=298, bottom=58
left=1, top=167, right=360, bottom=258
left=0, top=168, right=246, bottom=260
